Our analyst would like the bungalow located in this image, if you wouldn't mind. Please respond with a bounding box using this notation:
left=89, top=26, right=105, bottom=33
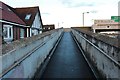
left=14, top=6, right=43, bottom=37
left=0, top=1, right=27, bottom=43
left=0, top=1, right=43, bottom=43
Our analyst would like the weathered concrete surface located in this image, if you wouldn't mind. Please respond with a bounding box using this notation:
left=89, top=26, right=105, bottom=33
left=0, top=37, right=2, bottom=75
left=71, top=28, right=120, bottom=79
left=41, top=32, right=95, bottom=79
left=1, top=28, right=63, bottom=78
left=0, top=37, right=2, bottom=55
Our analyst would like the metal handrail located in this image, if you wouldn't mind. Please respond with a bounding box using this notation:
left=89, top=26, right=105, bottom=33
left=71, top=32, right=98, bottom=79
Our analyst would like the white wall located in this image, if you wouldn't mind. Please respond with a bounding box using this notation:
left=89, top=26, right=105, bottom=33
left=31, top=13, right=42, bottom=36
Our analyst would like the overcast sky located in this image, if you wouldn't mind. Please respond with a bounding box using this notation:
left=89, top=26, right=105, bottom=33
left=1, top=0, right=120, bottom=28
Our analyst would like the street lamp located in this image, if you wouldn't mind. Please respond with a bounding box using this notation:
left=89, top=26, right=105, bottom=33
left=82, top=12, right=89, bottom=27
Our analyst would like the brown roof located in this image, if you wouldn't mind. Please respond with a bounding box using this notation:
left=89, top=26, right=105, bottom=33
left=14, top=6, right=41, bottom=26
left=0, top=1, right=26, bottom=25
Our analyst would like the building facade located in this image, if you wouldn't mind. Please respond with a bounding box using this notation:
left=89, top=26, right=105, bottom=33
left=0, top=1, right=27, bottom=43
left=14, top=6, right=43, bottom=37
left=92, top=19, right=120, bottom=33
left=0, top=1, right=43, bottom=43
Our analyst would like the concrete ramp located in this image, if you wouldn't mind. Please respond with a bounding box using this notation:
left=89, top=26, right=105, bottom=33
left=40, top=32, right=96, bottom=79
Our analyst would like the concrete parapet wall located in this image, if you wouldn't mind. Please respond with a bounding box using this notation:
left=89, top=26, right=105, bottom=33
left=71, top=28, right=120, bottom=79
left=1, top=28, right=63, bottom=78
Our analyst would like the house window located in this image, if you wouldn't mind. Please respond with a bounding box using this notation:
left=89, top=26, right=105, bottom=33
left=20, top=28, right=24, bottom=38
left=3, top=27, right=8, bottom=38
left=48, top=27, right=50, bottom=30
left=0, top=7, right=3, bottom=10
left=3, top=25, right=13, bottom=41
left=32, top=29, right=38, bottom=36
left=25, top=14, right=31, bottom=20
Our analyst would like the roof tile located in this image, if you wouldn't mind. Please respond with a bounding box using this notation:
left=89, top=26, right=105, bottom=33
left=0, top=1, right=26, bottom=25
left=14, top=7, right=39, bottom=26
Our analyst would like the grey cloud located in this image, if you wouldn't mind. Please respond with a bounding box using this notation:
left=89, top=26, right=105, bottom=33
left=73, top=2, right=95, bottom=7
left=60, top=0, right=97, bottom=8
left=42, top=13, right=50, bottom=15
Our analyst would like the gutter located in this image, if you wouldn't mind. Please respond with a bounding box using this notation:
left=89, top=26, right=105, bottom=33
left=0, top=19, right=29, bottom=28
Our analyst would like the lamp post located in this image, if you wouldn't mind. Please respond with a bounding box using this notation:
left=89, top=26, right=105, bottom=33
left=82, top=12, right=89, bottom=27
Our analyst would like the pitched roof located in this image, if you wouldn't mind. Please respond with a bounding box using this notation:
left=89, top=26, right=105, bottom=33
left=14, top=6, right=41, bottom=26
left=0, top=1, right=26, bottom=25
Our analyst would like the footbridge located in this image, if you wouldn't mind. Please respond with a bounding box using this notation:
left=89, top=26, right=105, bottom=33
left=1, top=28, right=120, bottom=80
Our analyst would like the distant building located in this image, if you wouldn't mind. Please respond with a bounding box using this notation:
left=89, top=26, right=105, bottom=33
left=43, top=24, right=55, bottom=32
left=92, top=19, right=120, bottom=33
left=71, top=26, right=92, bottom=31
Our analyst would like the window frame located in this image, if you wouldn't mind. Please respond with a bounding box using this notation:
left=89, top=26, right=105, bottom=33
left=25, top=14, right=31, bottom=20
left=3, top=25, right=13, bottom=40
